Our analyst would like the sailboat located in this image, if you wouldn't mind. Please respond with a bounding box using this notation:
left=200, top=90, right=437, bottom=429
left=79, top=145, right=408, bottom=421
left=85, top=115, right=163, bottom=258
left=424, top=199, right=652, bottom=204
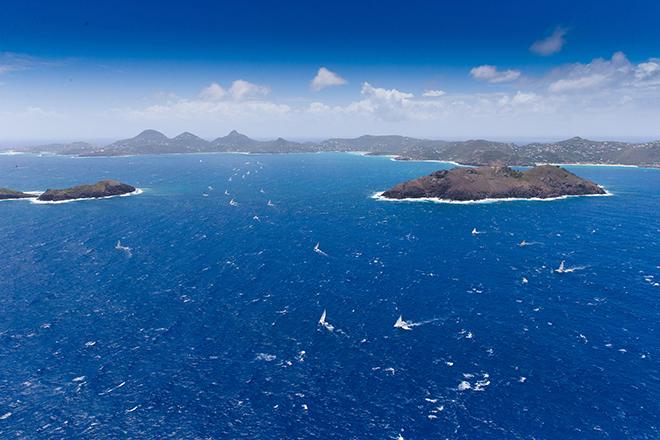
left=393, top=315, right=412, bottom=331
left=115, top=240, right=132, bottom=257
left=554, top=260, right=566, bottom=273
left=267, top=200, right=275, bottom=207
left=313, top=242, right=328, bottom=257
left=318, top=309, right=334, bottom=331
left=519, top=240, right=528, bottom=247
left=471, top=228, right=480, bottom=236
left=229, top=198, right=238, bottom=206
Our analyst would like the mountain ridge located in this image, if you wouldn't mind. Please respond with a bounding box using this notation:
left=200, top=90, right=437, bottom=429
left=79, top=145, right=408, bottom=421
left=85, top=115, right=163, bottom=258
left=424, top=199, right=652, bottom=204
left=6, top=130, right=660, bottom=167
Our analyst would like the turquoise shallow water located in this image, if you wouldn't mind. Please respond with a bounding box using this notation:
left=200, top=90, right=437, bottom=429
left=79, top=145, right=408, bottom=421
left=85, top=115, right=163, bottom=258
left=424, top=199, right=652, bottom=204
left=0, top=152, right=659, bottom=439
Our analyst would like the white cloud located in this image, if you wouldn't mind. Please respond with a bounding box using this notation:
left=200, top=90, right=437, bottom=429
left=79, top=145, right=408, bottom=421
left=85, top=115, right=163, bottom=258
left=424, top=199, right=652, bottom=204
left=470, top=65, right=521, bottom=83
left=530, top=27, right=568, bottom=56
left=307, top=102, right=332, bottom=113
left=129, top=80, right=283, bottom=124
left=548, top=73, right=608, bottom=93
left=311, top=67, right=347, bottom=91
left=228, top=79, right=269, bottom=100
left=0, top=52, right=51, bottom=74
left=198, top=80, right=269, bottom=102
left=17, top=52, right=660, bottom=141
left=199, top=82, right=227, bottom=101
left=545, top=51, right=636, bottom=93
left=361, top=82, right=414, bottom=102
left=422, top=89, right=446, bottom=97
left=635, top=61, right=659, bottom=79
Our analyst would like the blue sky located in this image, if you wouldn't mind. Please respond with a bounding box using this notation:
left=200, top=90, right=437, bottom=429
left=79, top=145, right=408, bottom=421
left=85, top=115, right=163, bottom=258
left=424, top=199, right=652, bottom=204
left=1, top=0, right=660, bottom=143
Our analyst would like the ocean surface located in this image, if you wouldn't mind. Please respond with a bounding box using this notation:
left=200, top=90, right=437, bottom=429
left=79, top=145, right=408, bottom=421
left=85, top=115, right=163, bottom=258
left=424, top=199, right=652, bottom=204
left=0, top=152, right=658, bottom=439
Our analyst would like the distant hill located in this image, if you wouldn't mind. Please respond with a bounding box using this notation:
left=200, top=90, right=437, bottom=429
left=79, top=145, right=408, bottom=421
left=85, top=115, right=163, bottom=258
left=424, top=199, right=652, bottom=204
left=5, top=130, right=659, bottom=167
left=16, top=141, right=96, bottom=155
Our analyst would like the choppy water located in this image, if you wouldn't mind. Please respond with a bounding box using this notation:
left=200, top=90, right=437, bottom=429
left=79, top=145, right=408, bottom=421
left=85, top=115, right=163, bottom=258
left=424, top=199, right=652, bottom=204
left=1, top=152, right=658, bottom=439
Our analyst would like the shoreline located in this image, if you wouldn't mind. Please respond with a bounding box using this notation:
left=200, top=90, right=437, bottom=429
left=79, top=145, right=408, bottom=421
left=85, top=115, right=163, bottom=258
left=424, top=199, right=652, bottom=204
left=534, top=162, right=641, bottom=168
left=1, top=149, right=658, bottom=169
left=371, top=188, right=613, bottom=205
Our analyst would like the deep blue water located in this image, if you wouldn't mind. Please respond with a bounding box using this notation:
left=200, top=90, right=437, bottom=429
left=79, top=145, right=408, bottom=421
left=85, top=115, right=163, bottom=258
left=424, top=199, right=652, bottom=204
left=0, top=152, right=658, bottom=439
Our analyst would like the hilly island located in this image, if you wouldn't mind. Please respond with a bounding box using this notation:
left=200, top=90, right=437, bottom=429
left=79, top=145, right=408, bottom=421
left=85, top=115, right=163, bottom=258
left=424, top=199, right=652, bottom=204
left=0, top=180, right=137, bottom=202
left=6, top=129, right=660, bottom=168
left=380, top=165, right=606, bottom=202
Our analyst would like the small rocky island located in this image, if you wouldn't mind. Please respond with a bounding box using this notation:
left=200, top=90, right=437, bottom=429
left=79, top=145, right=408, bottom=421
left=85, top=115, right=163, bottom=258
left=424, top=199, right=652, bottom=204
left=37, top=180, right=137, bottom=202
left=0, top=188, right=35, bottom=200
left=380, top=165, right=606, bottom=201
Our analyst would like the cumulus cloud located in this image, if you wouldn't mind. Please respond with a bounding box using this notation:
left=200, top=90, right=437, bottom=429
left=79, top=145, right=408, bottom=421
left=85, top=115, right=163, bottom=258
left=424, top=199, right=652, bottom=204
left=546, top=51, right=633, bottom=93
left=422, top=89, right=446, bottom=97
left=229, top=79, right=269, bottom=100
left=530, top=27, right=568, bottom=56
left=634, top=59, right=660, bottom=86
left=199, top=82, right=227, bottom=100
left=344, top=82, right=417, bottom=119
left=311, top=67, right=347, bottom=91
left=110, top=52, right=660, bottom=139
left=130, top=80, right=283, bottom=123
left=470, top=65, right=521, bottom=83
left=199, top=80, right=269, bottom=101
left=548, top=74, right=609, bottom=93
left=361, top=82, right=414, bottom=102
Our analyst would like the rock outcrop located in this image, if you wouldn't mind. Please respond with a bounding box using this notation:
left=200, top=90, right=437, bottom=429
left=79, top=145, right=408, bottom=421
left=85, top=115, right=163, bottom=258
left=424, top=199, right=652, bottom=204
left=37, top=180, right=136, bottom=202
left=380, top=165, right=606, bottom=201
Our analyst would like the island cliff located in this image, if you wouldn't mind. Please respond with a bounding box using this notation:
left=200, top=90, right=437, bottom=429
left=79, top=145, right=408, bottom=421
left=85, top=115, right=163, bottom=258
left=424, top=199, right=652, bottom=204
left=37, top=180, right=136, bottom=202
left=380, top=165, right=606, bottom=201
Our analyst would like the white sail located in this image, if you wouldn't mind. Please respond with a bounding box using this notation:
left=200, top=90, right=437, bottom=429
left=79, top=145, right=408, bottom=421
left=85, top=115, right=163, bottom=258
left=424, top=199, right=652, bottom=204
left=115, top=240, right=132, bottom=257
left=318, top=309, right=334, bottom=331
left=314, top=242, right=328, bottom=257
left=394, top=315, right=412, bottom=331
left=471, top=228, right=479, bottom=235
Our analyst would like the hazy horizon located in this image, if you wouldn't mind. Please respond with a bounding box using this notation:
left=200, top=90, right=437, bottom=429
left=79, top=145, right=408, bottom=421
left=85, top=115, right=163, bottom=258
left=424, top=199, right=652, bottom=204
left=2, top=131, right=660, bottom=149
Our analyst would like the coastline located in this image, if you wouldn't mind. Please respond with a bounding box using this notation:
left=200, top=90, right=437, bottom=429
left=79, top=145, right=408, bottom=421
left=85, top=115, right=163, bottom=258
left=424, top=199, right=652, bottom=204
left=370, top=188, right=613, bottom=205
left=1, top=149, right=658, bottom=169
left=535, top=162, right=641, bottom=168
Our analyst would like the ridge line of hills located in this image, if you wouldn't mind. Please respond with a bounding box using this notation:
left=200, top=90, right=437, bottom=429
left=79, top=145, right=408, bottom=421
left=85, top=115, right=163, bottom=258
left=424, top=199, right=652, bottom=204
left=6, top=129, right=660, bottom=167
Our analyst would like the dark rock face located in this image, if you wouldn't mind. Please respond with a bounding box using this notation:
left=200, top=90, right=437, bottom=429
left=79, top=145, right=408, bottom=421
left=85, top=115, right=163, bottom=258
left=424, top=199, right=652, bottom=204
left=37, top=180, right=136, bottom=202
left=381, top=165, right=606, bottom=201
left=0, top=188, right=34, bottom=200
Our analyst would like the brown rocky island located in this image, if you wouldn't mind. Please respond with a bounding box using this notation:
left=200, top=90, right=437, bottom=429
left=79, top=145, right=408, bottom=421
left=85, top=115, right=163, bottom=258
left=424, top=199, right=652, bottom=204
left=0, top=188, right=35, bottom=200
left=37, top=180, right=137, bottom=202
left=380, top=165, right=606, bottom=201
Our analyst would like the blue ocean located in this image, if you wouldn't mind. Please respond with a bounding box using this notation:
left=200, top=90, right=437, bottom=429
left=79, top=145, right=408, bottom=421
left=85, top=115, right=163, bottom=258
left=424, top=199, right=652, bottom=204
left=0, top=152, right=658, bottom=439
